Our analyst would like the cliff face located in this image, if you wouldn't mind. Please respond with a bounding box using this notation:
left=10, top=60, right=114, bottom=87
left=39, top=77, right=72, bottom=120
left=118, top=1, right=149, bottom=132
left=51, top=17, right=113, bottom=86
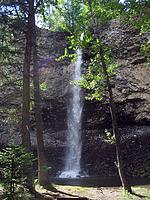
left=40, top=20, right=150, bottom=132
left=1, top=21, right=150, bottom=177
left=39, top=20, right=150, bottom=176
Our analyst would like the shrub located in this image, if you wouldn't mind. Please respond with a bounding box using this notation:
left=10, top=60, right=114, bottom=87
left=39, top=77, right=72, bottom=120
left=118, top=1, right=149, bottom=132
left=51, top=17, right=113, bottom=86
left=0, top=145, right=35, bottom=200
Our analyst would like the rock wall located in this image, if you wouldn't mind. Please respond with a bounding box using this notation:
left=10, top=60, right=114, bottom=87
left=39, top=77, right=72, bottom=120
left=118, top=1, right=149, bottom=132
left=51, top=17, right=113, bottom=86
left=40, top=21, right=150, bottom=131
left=1, top=21, right=150, bottom=177
left=39, top=20, right=150, bottom=177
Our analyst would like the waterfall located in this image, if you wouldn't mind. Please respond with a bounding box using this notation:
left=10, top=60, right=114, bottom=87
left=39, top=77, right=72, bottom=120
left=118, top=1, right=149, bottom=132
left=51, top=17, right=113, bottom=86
left=59, top=49, right=83, bottom=178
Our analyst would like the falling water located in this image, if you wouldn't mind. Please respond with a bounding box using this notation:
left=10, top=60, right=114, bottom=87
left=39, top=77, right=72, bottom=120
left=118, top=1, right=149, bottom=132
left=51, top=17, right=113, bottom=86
left=59, top=49, right=83, bottom=178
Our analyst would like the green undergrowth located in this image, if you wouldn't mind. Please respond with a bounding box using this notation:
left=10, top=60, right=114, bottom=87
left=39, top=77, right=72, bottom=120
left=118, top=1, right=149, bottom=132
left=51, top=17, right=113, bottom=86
left=121, top=186, right=150, bottom=200
left=0, top=182, right=3, bottom=189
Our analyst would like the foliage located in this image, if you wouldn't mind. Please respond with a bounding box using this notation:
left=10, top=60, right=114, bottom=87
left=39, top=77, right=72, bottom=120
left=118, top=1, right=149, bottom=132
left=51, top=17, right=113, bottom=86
left=78, top=38, right=118, bottom=100
left=47, top=0, right=84, bottom=32
left=0, top=4, right=24, bottom=132
left=0, top=146, right=35, bottom=200
left=140, top=40, right=150, bottom=65
left=122, top=0, right=150, bottom=33
left=121, top=0, right=150, bottom=64
left=0, top=107, right=20, bottom=140
left=104, top=129, right=116, bottom=144
left=49, top=0, right=150, bottom=104
left=0, top=19, right=23, bottom=95
left=40, top=82, right=48, bottom=92
left=48, top=0, right=125, bottom=100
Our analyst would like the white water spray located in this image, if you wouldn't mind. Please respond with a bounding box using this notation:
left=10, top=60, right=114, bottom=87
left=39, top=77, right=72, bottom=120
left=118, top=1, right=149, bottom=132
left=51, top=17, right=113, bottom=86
left=59, top=49, right=83, bottom=178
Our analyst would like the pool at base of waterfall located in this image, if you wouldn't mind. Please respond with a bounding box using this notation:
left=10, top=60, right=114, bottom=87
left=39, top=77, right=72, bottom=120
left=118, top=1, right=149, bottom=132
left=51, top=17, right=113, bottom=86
left=59, top=170, right=81, bottom=178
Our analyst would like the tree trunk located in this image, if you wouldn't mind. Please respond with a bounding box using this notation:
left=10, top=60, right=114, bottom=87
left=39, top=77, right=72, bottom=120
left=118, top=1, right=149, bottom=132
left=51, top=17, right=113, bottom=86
left=32, top=6, right=49, bottom=186
left=21, top=25, right=32, bottom=149
left=87, top=0, right=93, bottom=16
left=99, top=46, right=132, bottom=193
left=21, top=0, right=35, bottom=193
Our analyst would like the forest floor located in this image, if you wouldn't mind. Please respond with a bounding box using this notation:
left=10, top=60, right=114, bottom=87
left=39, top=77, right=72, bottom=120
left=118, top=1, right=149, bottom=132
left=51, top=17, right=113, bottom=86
left=0, top=183, right=150, bottom=199
left=35, top=184, right=150, bottom=200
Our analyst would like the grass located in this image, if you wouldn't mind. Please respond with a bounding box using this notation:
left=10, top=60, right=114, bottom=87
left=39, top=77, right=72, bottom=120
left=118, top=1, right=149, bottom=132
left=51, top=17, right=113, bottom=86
left=54, top=185, right=150, bottom=200
left=121, top=186, right=150, bottom=200
left=54, top=185, right=87, bottom=192
left=0, top=182, right=3, bottom=189
left=1, top=179, right=150, bottom=199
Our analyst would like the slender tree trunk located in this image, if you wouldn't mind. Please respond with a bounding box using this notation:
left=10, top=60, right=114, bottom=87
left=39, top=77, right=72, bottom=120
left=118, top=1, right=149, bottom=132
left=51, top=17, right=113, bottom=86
left=21, top=0, right=35, bottom=193
left=21, top=27, right=32, bottom=149
left=86, top=0, right=131, bottom=192
left=21, top=0, right=49, bottom=187
left=87, top=1, right=131, bottom=192
left=87, top=0, right=93, bottom=16
left=32, top=6, right=49, bottom=186
left=99, top=46, right=132, bottom=193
